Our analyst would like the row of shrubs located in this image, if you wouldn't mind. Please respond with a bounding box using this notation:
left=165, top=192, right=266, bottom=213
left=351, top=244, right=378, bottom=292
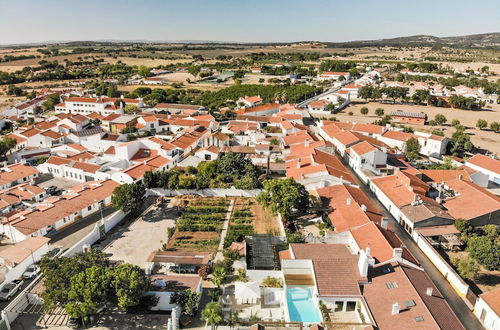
left=224, top=225, right=255, bottom=248
left=185, top=206, right=227, bottom=214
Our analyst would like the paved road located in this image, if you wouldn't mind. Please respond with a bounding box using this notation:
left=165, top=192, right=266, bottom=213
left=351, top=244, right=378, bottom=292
left=0, top=278, right=34, bottom=313
left=342, top=161, right=483, bottom=330
left=49, top=206, right=116, bottom=249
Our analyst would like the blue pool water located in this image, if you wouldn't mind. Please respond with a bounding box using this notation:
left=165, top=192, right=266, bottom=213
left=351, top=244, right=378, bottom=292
left=286, top=287, right=322, bottom=323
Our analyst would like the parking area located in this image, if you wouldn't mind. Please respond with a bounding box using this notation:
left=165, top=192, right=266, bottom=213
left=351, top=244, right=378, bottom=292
left=36, top=174, right=80, bottom=191
left=101, top=201, right=177, bottom=267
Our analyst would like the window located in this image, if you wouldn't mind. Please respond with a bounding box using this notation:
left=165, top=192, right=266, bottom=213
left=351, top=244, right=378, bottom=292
left=385, top=282, right=398, bottom=289
left=480, top=309, right=486, bottom=322
left=414, top=316, right=424, bottom=322
left=88, top=206, right=92, bottom=211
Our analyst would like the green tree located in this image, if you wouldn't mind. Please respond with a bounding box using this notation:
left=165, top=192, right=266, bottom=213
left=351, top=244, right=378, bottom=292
left=431, top=129, right=444, bottom=136
left=110, top=264, right=150, bottom=309
left=411, top=89, right=430, bottom=105
left=454, top=258, right=480, bottom=280
left=124, top=104, right=139, bottom=114
left=257, top=178, right=310, bottom=220
left=434, top=114, right=447, bottom=126
left=455, top=218, right=473, bottom=240
left=170, top=289, right=201, bottom=317
left=476, top=119, right=488, bottom=130
left=451, top=119, right=461, bottom=127
left=42, top=93, right=61, bottom=111
left=405, top=137, right=420, bottom=161
left=482, top=224, right=499, bottom=239
left=212, top=267, right=227, bottom=288
left=360, top=107, right=369, bottom=115
left=375, top=108, right=385, bottom=117
left=40, top=249, right=109, bottom=312
left=138, top=65, right=152, bottom=78
left=111, top=183, right=146, bottom=214
left=490, top=121, right=500, bottom=132
left=7, top=85, right=24, bottom=96
left=451, top=127, right=474, bottom=157
left=66, top=266, right=111, bottom=318
left=202, top=302, right=223, bottom=330
left=467, top=236, right=500, bottom=271
left=0, top=136, right=17, bottom=159
left=188, top=65, right=201, bottom=80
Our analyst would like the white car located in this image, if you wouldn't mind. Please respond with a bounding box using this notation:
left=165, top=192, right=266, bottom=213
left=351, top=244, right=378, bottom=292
left=22, top=264, right=41, bottom=279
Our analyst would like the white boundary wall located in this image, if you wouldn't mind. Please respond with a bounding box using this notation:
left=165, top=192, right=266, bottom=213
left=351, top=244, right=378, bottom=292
left=411, top=231, right=470, bottom=297
left=63, top=210, right=126, bottom=257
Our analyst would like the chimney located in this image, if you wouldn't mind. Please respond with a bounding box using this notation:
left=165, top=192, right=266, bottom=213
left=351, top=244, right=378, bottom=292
left=297, top=158, right=301, bottom=169
left=381, top=217, right=388, bottom=229
left=304, top=139, right=309, bottom=148
left=392, top=303, right=400, bottom=315
left=393, top=248, right=403, bottom=261
left=361, top=204, right=367, bottom=212
left=426, top=288, right=433, bottom=296
left=346, top=198, right=352, bottom=205
left=458, top=174, right=463, bottom=180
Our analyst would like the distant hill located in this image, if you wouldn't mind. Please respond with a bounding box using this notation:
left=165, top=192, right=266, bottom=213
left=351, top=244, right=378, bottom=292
left=323, top=33, right=500, bottom=48
left=2, top=32, right=499, bottom=49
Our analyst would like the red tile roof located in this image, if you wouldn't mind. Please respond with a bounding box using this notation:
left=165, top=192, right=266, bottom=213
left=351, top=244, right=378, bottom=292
left=480, top=287, right=500, bottom=315
left=466, top=154, right=500, bottom=174
left=350, top=141, right=377, bottom=156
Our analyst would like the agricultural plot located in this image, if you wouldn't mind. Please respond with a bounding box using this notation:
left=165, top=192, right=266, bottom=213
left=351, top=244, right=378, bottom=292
left=166, top=197, right=230, bottom=255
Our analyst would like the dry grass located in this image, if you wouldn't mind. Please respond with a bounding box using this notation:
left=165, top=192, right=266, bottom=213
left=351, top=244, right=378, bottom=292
left=447, top=250, right=500, bottom=294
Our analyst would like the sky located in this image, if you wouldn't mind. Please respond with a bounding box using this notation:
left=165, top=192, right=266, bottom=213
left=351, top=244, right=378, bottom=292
left=1, top=0, right=499, bottom=45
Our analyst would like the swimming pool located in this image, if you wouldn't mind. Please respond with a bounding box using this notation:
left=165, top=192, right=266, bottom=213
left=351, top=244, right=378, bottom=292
left=286, top=287, right=322, bottom=323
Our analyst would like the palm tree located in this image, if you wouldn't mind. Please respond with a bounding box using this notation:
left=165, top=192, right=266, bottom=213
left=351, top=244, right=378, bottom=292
left=202, top=302, right=223, bottom=330
left=226, top=311, right=239, bottom=330
left=211, top=267, right=226, bottom=288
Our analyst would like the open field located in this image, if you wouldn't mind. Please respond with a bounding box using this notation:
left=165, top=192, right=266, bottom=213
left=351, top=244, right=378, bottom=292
left=326, top=102, right=500, bottom=156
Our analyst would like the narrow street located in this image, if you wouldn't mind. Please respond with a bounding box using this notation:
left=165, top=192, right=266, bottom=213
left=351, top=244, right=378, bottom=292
left=49, top=206, right=116, bottom=249
left=337, top=153, right=483, bottom=330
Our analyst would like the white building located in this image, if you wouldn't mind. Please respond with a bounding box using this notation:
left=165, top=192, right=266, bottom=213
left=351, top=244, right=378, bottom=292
left=465, top=154, right=500, bottom=185
left=0, top=236, right=50, bottom=289
left=55, top=96, right=144, bottom=116
left=474, top=288, right=500, bottom=330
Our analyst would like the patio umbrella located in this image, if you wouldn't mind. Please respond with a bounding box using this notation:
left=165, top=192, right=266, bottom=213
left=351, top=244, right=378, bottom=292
left=235, top=281, right=260, bottom=304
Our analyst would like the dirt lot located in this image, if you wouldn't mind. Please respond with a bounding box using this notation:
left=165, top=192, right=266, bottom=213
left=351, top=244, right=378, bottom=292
left=232, top=197, right=281, bottom=235
left=328, top=102, right=500, bottom=156
left=446, top=250, right=500, bottom=294
left=102, top=203, right=176, bottom=267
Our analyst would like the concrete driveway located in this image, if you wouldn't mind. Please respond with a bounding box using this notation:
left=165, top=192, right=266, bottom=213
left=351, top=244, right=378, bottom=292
left=102, top=203, right=177, bottom=267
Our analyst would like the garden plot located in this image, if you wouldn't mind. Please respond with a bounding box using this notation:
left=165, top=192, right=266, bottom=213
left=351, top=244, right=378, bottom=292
left=165, top=197, right=230, bottom=255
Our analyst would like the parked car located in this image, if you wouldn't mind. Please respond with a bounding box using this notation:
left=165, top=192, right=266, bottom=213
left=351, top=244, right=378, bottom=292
left=45, top=247, right=61, bottom=259
left=0, top=280, right=23, bottom=301
left=22, top=264, right=41, bottom=279
left=67, top=317, right=82, bottom=329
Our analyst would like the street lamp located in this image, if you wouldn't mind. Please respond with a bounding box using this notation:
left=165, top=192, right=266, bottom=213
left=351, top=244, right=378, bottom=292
left=23, top=247, right=36, bottom=266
